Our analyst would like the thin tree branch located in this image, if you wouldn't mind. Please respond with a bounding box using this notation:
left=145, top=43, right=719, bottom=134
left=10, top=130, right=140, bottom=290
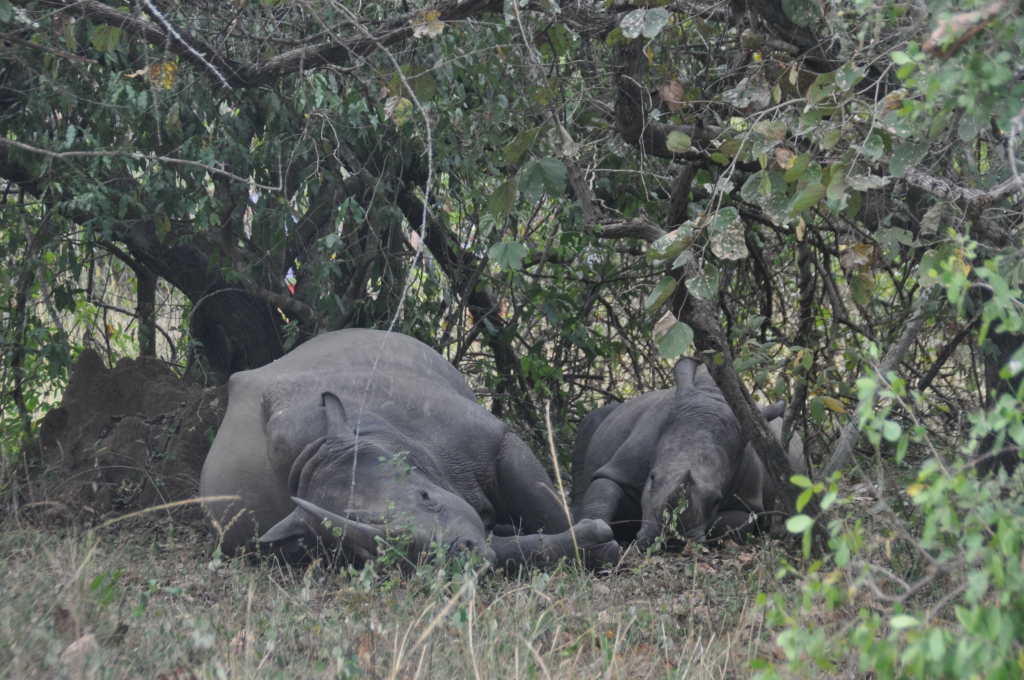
left=821, top=291, right=935, bottom=476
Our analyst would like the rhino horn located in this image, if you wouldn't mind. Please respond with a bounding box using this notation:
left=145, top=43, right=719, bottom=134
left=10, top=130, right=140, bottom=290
left=290, top=496, right=384, bottom=560
left=258, top=510, right=311, bottom=545
left=673, top=357, right=699, bottom=393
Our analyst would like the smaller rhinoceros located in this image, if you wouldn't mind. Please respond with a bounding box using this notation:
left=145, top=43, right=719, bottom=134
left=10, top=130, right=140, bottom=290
left=571, top=357, right=804, bottom=548
left=200, top=329, right=621, bottom=571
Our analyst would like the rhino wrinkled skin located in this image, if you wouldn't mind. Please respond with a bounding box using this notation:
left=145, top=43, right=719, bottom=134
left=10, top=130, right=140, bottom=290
left=200, top=329, right=621, bottom=570
left=571, top=357, right=805, bottom=548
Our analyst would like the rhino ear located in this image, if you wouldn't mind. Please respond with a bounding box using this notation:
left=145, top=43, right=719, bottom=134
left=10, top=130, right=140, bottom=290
left=760, top=399, right=786, bottom=421
left=673, top=357, right=699, bottom=392
left=322, top=392, right=354, bottom=440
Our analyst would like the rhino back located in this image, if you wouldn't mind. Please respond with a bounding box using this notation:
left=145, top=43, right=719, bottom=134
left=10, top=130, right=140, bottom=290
left=580, top=390, right=673, bottom=499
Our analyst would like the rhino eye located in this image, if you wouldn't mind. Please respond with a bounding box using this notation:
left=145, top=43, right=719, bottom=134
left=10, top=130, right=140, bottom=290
left=420, top=491, right=430, bottom=501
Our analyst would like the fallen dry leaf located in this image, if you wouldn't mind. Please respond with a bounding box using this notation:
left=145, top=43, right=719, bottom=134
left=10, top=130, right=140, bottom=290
left=358, top=632, right=373, bottom=669
left=230, top=630, right=255, bottom=654
left=774, top=147, right=796, bottom=170
left=660, top=80, right=686, bottom=112
left=52, top=605, right=74, bottom=638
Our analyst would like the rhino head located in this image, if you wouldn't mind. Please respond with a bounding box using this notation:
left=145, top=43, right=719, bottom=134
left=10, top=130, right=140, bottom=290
left=635, top=358, right=784, bottom=549
left=259, top=392, right=495, bottom=565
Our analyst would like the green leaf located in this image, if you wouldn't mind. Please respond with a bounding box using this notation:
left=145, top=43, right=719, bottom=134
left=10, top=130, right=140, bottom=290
left=821, top=396, right=846, bottom=413
left=519, top=161, right=545, bottom=203
left=657, top=322, right=693, bottom=358
left=622, top=9, right=671, bottom=39
left=891, top=51, right=913, bottom=65
left=890, top=615, right=920, bottom=630
left=647, top=225, right=694, bottom=264
left=63, top=19, right=77, bottom=50
left=0, top=0, right=10, bottom=23
left=859, top=133, right=885, bottom=161
left=620, top=10, right=646, bottom=38
left=783, top=153, right=810, bottom=183
left=850, top=271, right=875, bottom=305
left=644, top=276, right=677, bottom=311
left=958, top=108, right=986, bottom=142
left=826, top=168, right=845, bottom=202
left=809, top=396, right=825, bottom=424
left=752, top=120, right=787, bottom=142
left=488, top=241, right=528, bottom=271
left=503, top=128, right=540, bottom=164
left=790, top=475, right=813, bottom=488
left=846, top=174, right=890, bottom=191
left=666, top=131, right=691, bottom=154
left=786, top=514, right=813, bottom=533
left=789, top=183, right=825, bottom=214
left=688, top=263, right=719, bottom=299
left=487, top=181, right=517, bottom=220
left=547, top=24, right=573, bottom=57
left=165, top=102, right=182, bottom=135
left=882, top=419, right=903, bottom=442
left=708, top=207, right=748, bottom=260
left=91, top=25, right=122, bottom=53
left=672, top=250, right=693, bottom=270
left=741, top=171, right=765, bottom=203
left=834, top=63, right=865, bottom=91
left=642, top=8, right=670, bottom=38
left=719, top=138, right=743, bottom=158
left=889, top=142, right=928, bottom=178
left=536, top=157, right=566, bottom=197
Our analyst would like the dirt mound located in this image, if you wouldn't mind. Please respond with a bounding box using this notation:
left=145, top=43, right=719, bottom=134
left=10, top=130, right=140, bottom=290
left=27, top=349, right=228, bottom=518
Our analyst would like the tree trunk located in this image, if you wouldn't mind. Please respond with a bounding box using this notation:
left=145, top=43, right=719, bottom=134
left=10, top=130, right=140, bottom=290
left=136, top=266, right=157, bottom=358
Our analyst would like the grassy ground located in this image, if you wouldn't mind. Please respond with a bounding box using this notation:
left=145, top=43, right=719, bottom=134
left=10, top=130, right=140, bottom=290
left=0, top=505, right=808, bottom=680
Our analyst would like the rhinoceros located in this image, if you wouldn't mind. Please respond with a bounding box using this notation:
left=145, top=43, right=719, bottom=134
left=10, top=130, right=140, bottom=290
left=570, top=357, right=804, bottom=548
left=200, top=329, right=621, bottom=569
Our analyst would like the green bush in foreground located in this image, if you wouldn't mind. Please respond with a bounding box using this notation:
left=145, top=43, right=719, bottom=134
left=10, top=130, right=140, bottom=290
left=759, top=237, right=1024, bottom=678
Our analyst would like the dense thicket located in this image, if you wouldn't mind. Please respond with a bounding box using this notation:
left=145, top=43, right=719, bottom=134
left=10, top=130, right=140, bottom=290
left=1, top=0, right=1023, bottom=672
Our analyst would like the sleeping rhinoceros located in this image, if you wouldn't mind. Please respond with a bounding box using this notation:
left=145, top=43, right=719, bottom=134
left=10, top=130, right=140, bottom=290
left=570, top=357, right=804, bottom=548
left=200, top=329, right=621, bottom=570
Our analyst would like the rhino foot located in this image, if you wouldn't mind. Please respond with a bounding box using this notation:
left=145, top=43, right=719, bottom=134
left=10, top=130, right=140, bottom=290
left=573, top=519, right=622, bottom=569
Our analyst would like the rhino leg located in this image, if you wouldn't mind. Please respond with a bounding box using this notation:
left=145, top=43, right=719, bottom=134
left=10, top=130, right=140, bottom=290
left=495, top=432, right=572, bottom=534
left=706, top=510, right=757, bottom=542
left=489, top=519, right=621, bottom=571
left=579, top=478, right=626, bottom=524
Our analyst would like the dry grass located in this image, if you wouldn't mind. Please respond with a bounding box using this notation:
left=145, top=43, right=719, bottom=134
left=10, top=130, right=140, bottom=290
left=0, top=506, right=802, bottom=680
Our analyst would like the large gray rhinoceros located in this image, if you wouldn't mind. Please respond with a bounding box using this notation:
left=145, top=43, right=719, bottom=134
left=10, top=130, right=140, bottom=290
left=570, top=357, right=804, bottom=548
left=200, top=329, right=621, bottom=569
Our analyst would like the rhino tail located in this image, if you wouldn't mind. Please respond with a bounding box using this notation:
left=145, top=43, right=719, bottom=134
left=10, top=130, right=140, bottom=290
left=673, top=357, right=700, bottom=393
